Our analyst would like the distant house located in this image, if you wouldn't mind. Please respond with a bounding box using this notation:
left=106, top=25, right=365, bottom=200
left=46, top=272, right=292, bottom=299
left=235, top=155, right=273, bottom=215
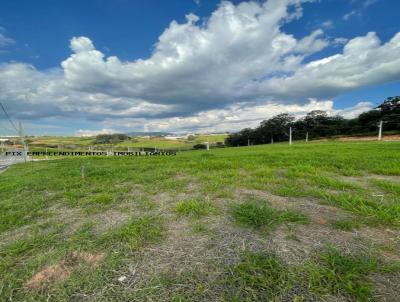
left=0, top=139, right=12, bottom=147
left=165, top=134, right=197, bottom=140
left=164, top=136, right=185, bottom=140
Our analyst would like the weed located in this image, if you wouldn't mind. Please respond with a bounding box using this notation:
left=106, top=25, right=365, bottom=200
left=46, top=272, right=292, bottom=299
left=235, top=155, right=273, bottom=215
left=103, top=216, right=164, bottom=250
left=175, top=199, right=215, bottom=218
left=371, top=179, right=400, bottom=195
left=223, top=246, right=400, bottom=302
left=191, top=222, right=209, bottom=234
left=303, top=246, right=399, bottom=301
left=285, top=233, right=300, bottom=241
left=231, top=201, right=308, bottom=233
left=322, top=192, right=400, bottom=226
left=330, top=219, right=362, bottom=231
left=223, top=252, right=292, bottom=301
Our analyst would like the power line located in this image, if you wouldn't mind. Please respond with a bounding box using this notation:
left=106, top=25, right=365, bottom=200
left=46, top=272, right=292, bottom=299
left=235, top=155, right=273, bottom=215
left=0, top=102, right=18, bottom=133
left=0, top=118, right=17, bottom=136
left=0, top=121, right=15, bottom=133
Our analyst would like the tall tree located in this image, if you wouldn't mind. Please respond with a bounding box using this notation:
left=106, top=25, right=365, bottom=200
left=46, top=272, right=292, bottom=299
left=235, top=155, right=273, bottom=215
left=224, top=96, right=400, bottom=147
left=258, top=113, right=295, bottom=142
left=376, top=96, right=400, bottom=130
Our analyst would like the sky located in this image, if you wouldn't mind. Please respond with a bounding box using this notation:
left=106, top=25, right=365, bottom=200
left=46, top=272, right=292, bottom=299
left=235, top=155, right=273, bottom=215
left=0, top=0, right=399, bottom=135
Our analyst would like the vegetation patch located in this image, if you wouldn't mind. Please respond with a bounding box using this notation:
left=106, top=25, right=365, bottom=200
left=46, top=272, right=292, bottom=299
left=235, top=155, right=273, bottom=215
left=1, top=141, right=399, bottom=300
left=302, top=246, right=400, bottom=301
left=102, top=216, right=164, bottom=250
left=371, top=179, right=400, bottom=195
left=225, top=96, right=400, bottom=147
left=191, top=222, right=209, bottom=234
left=175, top=198, right=215, bottom=218
left=330, top=218, right=362, bottom=231
left=321, top=192, right=400, bottom=226
left=223, top=246, right=400, bottom=301
left=231, top=201, right=309, bottom=233
left=223, top=252, right=292, bottom=301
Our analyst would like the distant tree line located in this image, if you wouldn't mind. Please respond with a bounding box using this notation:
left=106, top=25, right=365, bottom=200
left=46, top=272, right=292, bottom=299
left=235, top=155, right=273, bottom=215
left=225, top=96, right=400, bottom=146
left=93, top=133, right=130, bottom=144
left=193, top=142, right=224, bottom=150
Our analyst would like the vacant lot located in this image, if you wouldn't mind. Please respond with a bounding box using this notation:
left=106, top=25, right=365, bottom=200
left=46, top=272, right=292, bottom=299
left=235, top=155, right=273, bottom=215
left=26, top=134, right=228, bottom=151
left=1, top=141, right=399, bottom=301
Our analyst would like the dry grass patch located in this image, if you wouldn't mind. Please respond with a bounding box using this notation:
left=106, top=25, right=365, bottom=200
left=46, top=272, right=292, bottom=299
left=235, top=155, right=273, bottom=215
left=92, top=209, right=130, bottom=233
left=114, top=218, right=214, bottom=292
left=236, top=188, right=348, bottom=224
left=233, top=188, right=400, bottom=266
left=25, top=251, right=104, bottom=289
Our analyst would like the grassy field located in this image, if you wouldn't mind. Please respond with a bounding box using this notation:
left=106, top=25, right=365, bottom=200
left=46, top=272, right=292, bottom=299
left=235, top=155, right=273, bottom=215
left=24, top=134, right=228, bottom=151
left=27, top=136, right=94, bottom=147
left=1, top=141, right=400, bottom=301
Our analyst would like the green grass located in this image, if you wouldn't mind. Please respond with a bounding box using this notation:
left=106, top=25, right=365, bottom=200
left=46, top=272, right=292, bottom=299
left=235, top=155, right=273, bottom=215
left=191, top=222, right=209, bottom=234
left=223, top=252, right=292, bottom=301
left=303, top=246, right=381, bottom=301
left=0, top=216, right=164, bottom=301
left=24, top=134, right=228, bottom=151
left=0, top=141, right=399, bottom=300
left=330, top=218, right=362, bottom=231
left=320, top=192, right=400, bottom=226
left=371, top=179, right=400, bottom=195
left=223, top=246, right=400, bottom=302
left=175, top=198, right=215, bottom=218
left=102, top=216, right=164, bottom=250
left=231, top=201, right=309, bottom=233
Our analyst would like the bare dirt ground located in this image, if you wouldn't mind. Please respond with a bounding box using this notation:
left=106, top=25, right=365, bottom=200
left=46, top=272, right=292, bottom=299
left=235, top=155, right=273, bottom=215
left=93, top=181, right=400, bottom=301
left=320, top=134, right=400, bottom=142
left=25, top=251, right=104, bottom=289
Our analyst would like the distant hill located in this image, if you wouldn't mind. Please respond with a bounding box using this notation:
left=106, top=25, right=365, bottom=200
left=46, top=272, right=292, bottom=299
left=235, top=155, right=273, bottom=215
left=126, top=131, right=172, bottom=137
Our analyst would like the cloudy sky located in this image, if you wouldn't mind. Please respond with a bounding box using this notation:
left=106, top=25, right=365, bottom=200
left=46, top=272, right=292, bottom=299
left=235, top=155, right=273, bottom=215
left=0, top=0, right=399, bottom=135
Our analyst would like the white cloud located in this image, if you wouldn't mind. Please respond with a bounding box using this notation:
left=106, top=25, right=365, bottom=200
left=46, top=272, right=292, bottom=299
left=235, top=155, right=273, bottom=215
left=343, top=10, right=358, bottom=20
left=254, top=32, right=400, bottom=100
left=333, top=37, right=349, bottom=45
left=335, top=101, right=373, bottom=119
left=343, top=0, right=379, bottom=21
left=0, top=33, right=15, bottom=48
left=0, top=0, right=399, bottom=134
left=60, top=0, right=329, bottom=107
left=75, top=128, right=118, bottom=137
left=70, top=36, right=95, bottom=53
left=363, top=0, right=379, bottom=8
left=100, top=99, right=373, bottom=134
left=321, top=20, right=333, bottom=29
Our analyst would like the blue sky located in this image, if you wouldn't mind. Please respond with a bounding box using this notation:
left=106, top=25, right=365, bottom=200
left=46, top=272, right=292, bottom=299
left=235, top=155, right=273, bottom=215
left=0, top=0, right=399, bottom=135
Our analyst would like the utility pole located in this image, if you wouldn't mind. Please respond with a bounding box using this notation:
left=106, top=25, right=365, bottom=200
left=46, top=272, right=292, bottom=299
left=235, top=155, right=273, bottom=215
left=289, top=127, right=292, bottom=145
left=18, top=121, right=27, bottom=163
left=18, top=121, right=24, bottom=145
left=378, top=120, right=383, bottom=141
left=247, top=138, right=250, bottom=147
left=306, top=131, right=309, bottom=143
